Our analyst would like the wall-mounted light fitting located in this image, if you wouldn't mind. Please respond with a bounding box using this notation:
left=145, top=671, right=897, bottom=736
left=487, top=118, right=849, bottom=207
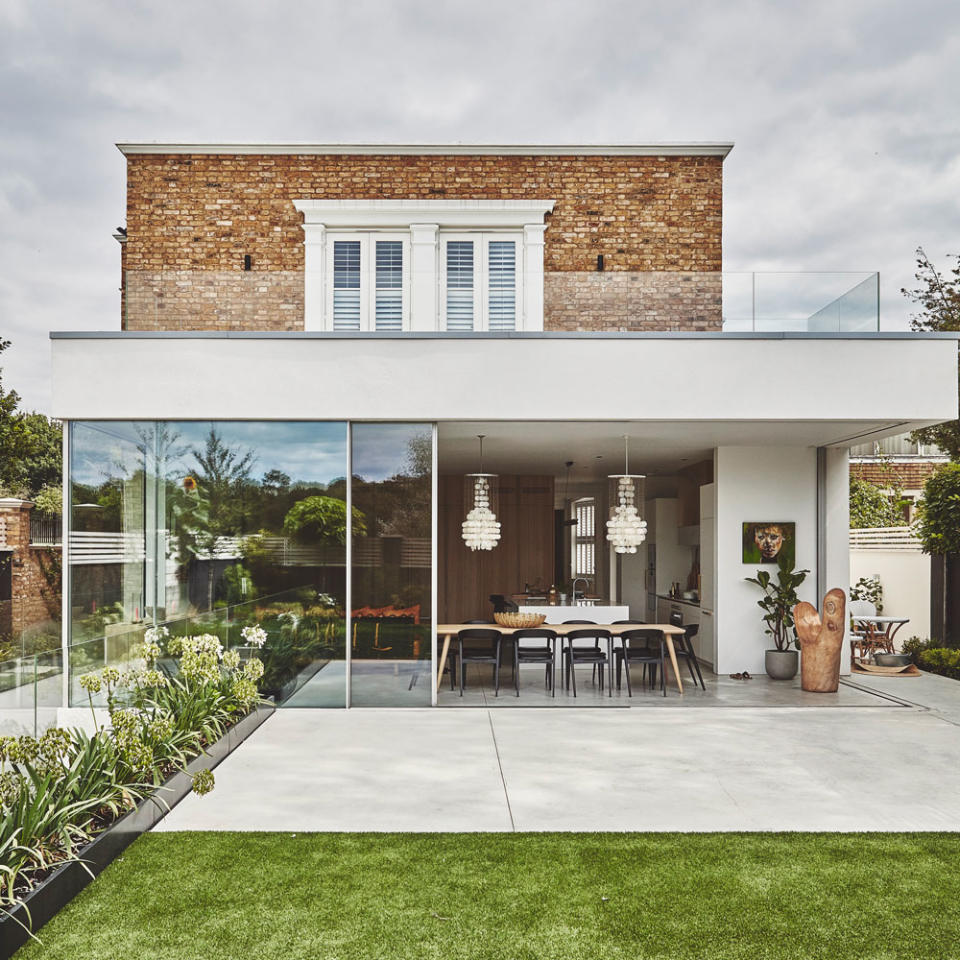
left=243, top=254, right=252, bottom=271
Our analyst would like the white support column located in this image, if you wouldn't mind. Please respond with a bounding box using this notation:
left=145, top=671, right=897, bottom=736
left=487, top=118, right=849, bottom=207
left=522, top=223, right=547, bottom=331
left=302, top=223, right=326, bottom=331
left=60, top=423, right=70, bottom=708
left=409, top=223, right=438, bottom=330
left=821, top=446, right=852, bottom=674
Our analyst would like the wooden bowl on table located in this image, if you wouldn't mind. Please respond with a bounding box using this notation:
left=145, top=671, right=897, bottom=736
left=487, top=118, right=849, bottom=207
left=494, top=612, right=547, bottom=629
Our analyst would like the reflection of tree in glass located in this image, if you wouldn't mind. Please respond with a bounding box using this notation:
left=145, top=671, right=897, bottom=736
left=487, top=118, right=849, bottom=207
left=283, top=496, right=366, bottom=544
left=191, top=427, right=258, bottom=537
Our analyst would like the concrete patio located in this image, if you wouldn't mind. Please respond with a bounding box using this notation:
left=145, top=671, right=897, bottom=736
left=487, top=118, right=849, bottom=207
left=156, top=672, right=960, bottom=833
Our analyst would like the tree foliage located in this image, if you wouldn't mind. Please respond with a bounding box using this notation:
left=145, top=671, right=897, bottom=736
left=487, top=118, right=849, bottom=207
left=849, top=476, right=901, bottom=529
left=915, top=463, right=960, bottom=556
left=903, top=248, right=960, bottom=458
left=0, top=339, right=62, bottom=498
left=283, top=496, right=366, bottom=545
left=190, top=427, right=257, bottom=537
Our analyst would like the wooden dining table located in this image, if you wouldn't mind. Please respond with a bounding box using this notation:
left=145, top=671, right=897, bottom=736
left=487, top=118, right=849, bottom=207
left=435, top=622, right=688, bottom=695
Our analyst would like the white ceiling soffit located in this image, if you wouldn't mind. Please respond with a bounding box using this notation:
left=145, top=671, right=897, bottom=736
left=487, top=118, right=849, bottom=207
left=294, top=199, right=555, bottom=228
left=436, top=420, right=911, bottom=479
left=116, top=142, right=735, bottom=158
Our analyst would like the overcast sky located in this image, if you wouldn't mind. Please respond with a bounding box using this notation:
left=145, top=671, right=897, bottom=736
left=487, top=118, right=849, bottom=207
left=1, top=0, right=958, bottom=414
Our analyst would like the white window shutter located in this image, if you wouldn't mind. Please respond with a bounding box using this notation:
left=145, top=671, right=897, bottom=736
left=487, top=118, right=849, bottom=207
left=487, top=240, right=517, bottom=331
left=374, top=240, right=403, bottom=331
left=332, top=240, right=362, bottom=330
left=445, top=240, right=475, bottom=331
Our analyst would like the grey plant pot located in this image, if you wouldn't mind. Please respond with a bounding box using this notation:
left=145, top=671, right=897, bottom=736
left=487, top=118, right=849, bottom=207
left=765, top=648, right=799, bottom=680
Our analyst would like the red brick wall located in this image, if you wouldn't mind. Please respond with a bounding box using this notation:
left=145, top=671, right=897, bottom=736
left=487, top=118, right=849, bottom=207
left=0, top=502, right=61, bottom=645
left=121, top=152, right=723, bottom=332
left=850, top=461, right=943, bottom=491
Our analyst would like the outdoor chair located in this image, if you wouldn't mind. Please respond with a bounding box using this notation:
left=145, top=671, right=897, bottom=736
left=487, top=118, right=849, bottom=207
left=847, top=599, right=886, bottom=661
left=614, top=628, right=666, bottom=697
left=562, top=627, right=611, bottom=697
left=455, top=628, right=504, bottom=696
left=512, top=627, right=559, bottom=697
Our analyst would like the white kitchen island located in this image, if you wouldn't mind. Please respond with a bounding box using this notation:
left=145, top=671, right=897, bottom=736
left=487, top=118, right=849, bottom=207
left=518, top=604, right=631, bottom=624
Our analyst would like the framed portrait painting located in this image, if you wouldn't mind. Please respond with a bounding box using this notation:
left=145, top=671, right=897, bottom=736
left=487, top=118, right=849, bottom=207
left=742, top=522, right=795, bottom=566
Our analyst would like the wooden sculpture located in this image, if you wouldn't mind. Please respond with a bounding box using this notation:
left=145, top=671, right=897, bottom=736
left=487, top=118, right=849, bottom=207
left=793, top=588, right=846, bottom=693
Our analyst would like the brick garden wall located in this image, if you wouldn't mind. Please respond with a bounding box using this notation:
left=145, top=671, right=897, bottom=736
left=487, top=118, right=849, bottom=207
left=121, top=153, right=723, bottom=332
left=0, top=501, right=61, bottom=647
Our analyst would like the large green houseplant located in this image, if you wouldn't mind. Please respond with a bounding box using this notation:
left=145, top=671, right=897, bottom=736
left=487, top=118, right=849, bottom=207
left=745, top=553, right=810, bottom=679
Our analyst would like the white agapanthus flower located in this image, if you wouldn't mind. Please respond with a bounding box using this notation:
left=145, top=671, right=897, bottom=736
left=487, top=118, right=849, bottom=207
left=240, top=625, right=268, bottom=649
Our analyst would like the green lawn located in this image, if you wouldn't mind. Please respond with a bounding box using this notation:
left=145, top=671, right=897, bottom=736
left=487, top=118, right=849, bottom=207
left=16, top=832, right=960, bottom=959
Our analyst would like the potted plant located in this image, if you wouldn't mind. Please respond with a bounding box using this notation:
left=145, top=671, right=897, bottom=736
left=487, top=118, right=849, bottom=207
left=745, top=553, right=810, bottom=679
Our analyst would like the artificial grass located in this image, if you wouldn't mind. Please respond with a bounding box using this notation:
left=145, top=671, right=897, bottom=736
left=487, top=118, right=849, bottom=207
left=15, top=832, right=960, bottom=959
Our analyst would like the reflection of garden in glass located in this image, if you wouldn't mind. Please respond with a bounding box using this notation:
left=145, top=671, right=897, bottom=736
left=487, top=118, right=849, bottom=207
left=350, top=424, right=433, bottom=707
left=68, top=421, right=349, bottom=707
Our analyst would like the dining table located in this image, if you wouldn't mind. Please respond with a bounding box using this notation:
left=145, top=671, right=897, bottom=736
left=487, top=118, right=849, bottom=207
left=435, top=622, right=689, bottom=695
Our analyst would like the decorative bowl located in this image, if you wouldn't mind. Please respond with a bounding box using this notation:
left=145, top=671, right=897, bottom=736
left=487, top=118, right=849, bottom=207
left=873, top=652, right=912, bottom=668
left=494, top=612, right=547, bottom=628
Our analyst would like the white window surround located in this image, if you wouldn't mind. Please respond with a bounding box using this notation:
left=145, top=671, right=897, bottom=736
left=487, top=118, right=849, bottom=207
left=294, top=199, right=554, bottom=332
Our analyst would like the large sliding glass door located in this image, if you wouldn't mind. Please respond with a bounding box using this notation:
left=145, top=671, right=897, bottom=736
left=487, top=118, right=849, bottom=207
left=66, top=419, right=436, bottom=708
left=349, top=423, right=434, bottom=706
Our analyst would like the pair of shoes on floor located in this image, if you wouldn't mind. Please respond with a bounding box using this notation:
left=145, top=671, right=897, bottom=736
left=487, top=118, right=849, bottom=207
left=729, top=671, right=752, bottom=680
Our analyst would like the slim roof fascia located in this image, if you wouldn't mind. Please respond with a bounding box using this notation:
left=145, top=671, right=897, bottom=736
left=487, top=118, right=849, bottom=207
left=115, top=142, right=734, bottom=158
left=49, top=331, right=960, bottom=341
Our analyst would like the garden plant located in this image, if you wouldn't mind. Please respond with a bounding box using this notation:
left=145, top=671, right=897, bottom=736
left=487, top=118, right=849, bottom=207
left=0, top=624, right=265, bottom=938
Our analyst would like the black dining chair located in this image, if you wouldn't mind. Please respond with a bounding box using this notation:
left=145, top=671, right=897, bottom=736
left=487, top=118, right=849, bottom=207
left=442, top=620, right=496, bottom=690
left=563, top=627, right=611, bottom=697
left=512, top=627, right=559, bottom=697
left=455, top=628, right=504, bottom=696
left=563, top=619, right=604, bottom=686
left=615, top=628, right=667, bottom=697
left=667, top=612, right=706, bottom=690
left=676, top=623, right=706, bottom=690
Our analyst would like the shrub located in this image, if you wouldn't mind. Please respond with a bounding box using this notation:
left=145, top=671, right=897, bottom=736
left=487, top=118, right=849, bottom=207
left=916, top=463, right=960, bottom=556
left=900, top=635, right=932, bottom=665
left=850, top=477, right=901, bottom=529
left=918, top=648, right=960, bottom=680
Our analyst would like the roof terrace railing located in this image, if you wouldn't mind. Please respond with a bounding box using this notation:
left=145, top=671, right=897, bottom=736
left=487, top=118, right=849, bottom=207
left=123, top=270, right=880, bottom=334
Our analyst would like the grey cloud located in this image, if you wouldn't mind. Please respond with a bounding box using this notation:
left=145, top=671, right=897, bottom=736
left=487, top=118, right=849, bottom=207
left=1, top=0, right=959, bottom=411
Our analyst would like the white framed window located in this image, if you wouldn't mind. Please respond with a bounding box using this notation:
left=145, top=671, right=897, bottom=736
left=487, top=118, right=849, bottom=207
left=296, top=200, right=553, bottom=332
left=440, top=233, right=522, bottom=332
left=572, top=497, right=596, bottom=578
left=325, top=232, right=410, bottom=331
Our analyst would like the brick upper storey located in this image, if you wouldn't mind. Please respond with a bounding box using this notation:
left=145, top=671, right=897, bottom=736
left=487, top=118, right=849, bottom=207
left=119, top=143, right=730, bottom=333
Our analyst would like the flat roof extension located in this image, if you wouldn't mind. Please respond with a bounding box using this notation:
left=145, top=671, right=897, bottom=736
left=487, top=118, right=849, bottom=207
left=116, top=142, right=735, bottom=158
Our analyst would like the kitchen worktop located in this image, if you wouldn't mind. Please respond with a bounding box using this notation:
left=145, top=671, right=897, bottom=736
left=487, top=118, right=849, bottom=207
left=517, top=603, right=630, bottom=623
left=656, top=594, right=700, bottom=608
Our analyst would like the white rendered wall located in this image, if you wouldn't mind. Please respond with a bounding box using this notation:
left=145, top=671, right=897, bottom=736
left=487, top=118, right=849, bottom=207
left=51, top=334, right=957, bottom=427
left=714, top=446, right=819, bottom=675
left=822, top=447, right=851, bottom=673
left=850, top=551, right=930, bottom=642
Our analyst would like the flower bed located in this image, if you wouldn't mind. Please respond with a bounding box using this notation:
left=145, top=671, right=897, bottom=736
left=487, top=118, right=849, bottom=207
left=0, top=626, right=269, bottom=954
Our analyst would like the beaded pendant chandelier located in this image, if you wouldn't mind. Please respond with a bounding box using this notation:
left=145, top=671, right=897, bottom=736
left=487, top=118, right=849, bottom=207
left=462, top=435, right=501, bottom=551
left=606, top=436, right=647, bottom=554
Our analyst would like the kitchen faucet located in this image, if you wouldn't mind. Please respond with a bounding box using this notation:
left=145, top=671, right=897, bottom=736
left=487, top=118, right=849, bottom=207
left=572, top=577, right=589, bottom=604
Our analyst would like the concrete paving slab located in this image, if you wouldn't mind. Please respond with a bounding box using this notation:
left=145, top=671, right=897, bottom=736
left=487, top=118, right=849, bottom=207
left=156, top=673, right=960, bottom=833
left=156, top=708, right=511, bottom=832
